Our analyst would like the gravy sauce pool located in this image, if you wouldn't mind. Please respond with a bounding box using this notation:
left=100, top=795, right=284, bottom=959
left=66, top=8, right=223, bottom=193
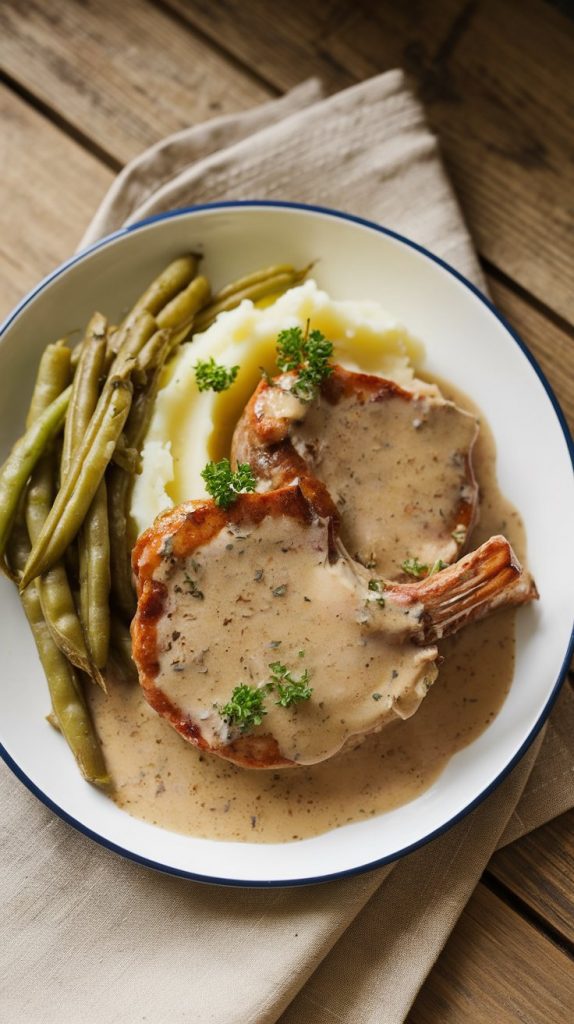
left=89, top=381, right=526, bottom=843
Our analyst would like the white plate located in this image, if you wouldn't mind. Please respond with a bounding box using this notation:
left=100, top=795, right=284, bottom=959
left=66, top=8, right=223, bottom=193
left=0, top=202, right=572, bottom=887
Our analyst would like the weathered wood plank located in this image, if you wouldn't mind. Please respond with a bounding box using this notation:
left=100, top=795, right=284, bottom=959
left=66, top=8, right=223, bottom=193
left=170, top=0, right=574, bottom=323
left=161, top=0, right=355, bottom=92
left=488, top=809, right=574, bottom=946
left=0, top=85, right=113, bottom=320
left=408, top=883, right=574, bottom=1023
left=0, top=0, right=268, bottom=166
left=163, top=0, right=451, bottom=93
left=326, top=0, right=574, bottom=323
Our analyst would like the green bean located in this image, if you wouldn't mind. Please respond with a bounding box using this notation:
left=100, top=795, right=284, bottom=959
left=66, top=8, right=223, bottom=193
left=21, top=380, right=133, bottom=588
left=133, top=327, right=173, bottom=385
left=212, top=264, right=295, bottom=304
left=60, top=313, right=113, bottom=674
left=8, top=519, right=110, bottom=787
left=111, top=439, right=140, bottom=474
left=107, top=378, right=159, bottom=622
left=0, top=386, right=71, bottom=574
left=108, top=310, right=157, bottom=379
left=95, top=310, right=156, bottom=387
left=110, top=617, right=138, bottom=683
left=46, top=711, right=61, bottom=731
left=21, top=311, right=156, bottom=591
left=25, top=454, right=104, bottom=683
left=25, top=341, right=71, bottom=429
left=70, top=343, right=82, bottom=371
left=22, top=344, right=106, bottom=687
left=155, top=275, right=210, bottom=331
left=130, top=254, right=199, bottom=318
left=78, top=479, right=111, bottom=670
left=108, top=322, right=190, bottom=621
left=193, top=265, right=310, bottom=333
left=61, top=312, right=107, bottom=481
left=107, top=464, right=136, bottom=621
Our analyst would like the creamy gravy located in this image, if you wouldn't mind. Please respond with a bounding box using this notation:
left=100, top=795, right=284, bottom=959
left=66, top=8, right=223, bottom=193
left=89, top=382, right=526, bottom=843
left=150, top=513, right=437, bottom=765
left=291, top=386, right=478, bottom=577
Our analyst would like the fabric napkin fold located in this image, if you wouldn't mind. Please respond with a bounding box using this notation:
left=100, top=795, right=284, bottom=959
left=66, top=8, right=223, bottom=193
left=2, top=70, right=572, bottom=1024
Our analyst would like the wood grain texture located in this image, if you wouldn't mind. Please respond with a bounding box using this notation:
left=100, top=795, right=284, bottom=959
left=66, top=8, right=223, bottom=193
left=408, top=882, right=574, bottom=1023
left=0, top=85, right=113, bottom=319
left=161, top=0, right=355, bottom=91
left=489, top=809, right=574, bottom=946
left=0, top=0, right=268, bottom=166
left=326, top=0, right=574, bottom=323
left=171, top=0, right=574, bottom=323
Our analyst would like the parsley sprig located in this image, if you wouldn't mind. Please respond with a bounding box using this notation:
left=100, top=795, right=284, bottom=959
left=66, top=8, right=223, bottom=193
left=194, top=357, right=239, bottom=392
left=218, top=661, right=313, bottom=733
left=401, top=557, right=428, bottom=578
left=402, top=557, right=448, bottom=578
left=276, top=324, right=334, bottom=401
left=368, top=578, right=386, bottom=607
left=429, top=559, right=448, bottom=576
left=201, top=458, right=256, bottom=509
left=269, top=661, right=313, bottom=707
left=219, top=685, right=267, bottom=731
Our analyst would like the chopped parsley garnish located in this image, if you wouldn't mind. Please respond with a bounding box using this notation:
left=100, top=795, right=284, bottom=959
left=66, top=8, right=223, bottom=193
left=269, top=661, right=313, bottom=708
left=401, top=557, right=429, bottom=578
left=429, top=559, right=448, bottom=575
left=218, top=662, right=314, bottom=731
left=194, top=357, right=239, bottom=392
left=452, top=525, right=467, bottom=545
left=372, top=692, right=383, bottom=702
left=184, top=573, right=204, bottom=599
left=368, top=578, right=386, bottom=607
left=276, top=323, right=334, bottom=402
left=201, top=458, right=256, bottom=508
left=272, top=584, right=287, bottom=597
left=219, top=685, right=267, bottom=731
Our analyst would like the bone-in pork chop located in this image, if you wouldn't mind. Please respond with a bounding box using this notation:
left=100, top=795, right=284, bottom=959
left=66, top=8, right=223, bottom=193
left=232, top=366, right=479, bottom=578
left=131, top=486, right=536, bottom=770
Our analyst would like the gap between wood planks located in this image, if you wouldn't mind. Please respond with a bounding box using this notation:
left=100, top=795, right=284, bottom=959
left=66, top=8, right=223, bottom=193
left=481, top=871, right=574, bottom=960
left=0, top=67, right=121, bottom=174
left=482, top=259, right=574, bottom=346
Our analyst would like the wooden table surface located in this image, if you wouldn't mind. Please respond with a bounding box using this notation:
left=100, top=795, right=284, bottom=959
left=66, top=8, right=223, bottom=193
left=1, top=0, right=572, bottom=1019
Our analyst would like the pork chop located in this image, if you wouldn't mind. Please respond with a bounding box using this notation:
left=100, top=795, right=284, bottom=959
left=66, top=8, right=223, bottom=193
left=232, top=366, right=479, bottom=578
left=131, top=486, right=536, bottom=769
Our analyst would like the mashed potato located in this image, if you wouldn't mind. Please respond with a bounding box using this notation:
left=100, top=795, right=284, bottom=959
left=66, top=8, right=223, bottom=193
left=130, top=280, right=424, bottom=536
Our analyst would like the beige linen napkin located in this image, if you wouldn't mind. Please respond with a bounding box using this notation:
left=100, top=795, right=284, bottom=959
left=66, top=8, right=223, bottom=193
left=1, top=71, right=572, bottom=1024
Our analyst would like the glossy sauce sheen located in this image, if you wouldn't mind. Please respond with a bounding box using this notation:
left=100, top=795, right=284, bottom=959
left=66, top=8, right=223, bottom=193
left=89, top=385, right=525, bottom=843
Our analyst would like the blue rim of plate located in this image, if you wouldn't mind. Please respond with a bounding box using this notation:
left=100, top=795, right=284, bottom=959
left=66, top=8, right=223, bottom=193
left=0, top=199, right=573, bottom=888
